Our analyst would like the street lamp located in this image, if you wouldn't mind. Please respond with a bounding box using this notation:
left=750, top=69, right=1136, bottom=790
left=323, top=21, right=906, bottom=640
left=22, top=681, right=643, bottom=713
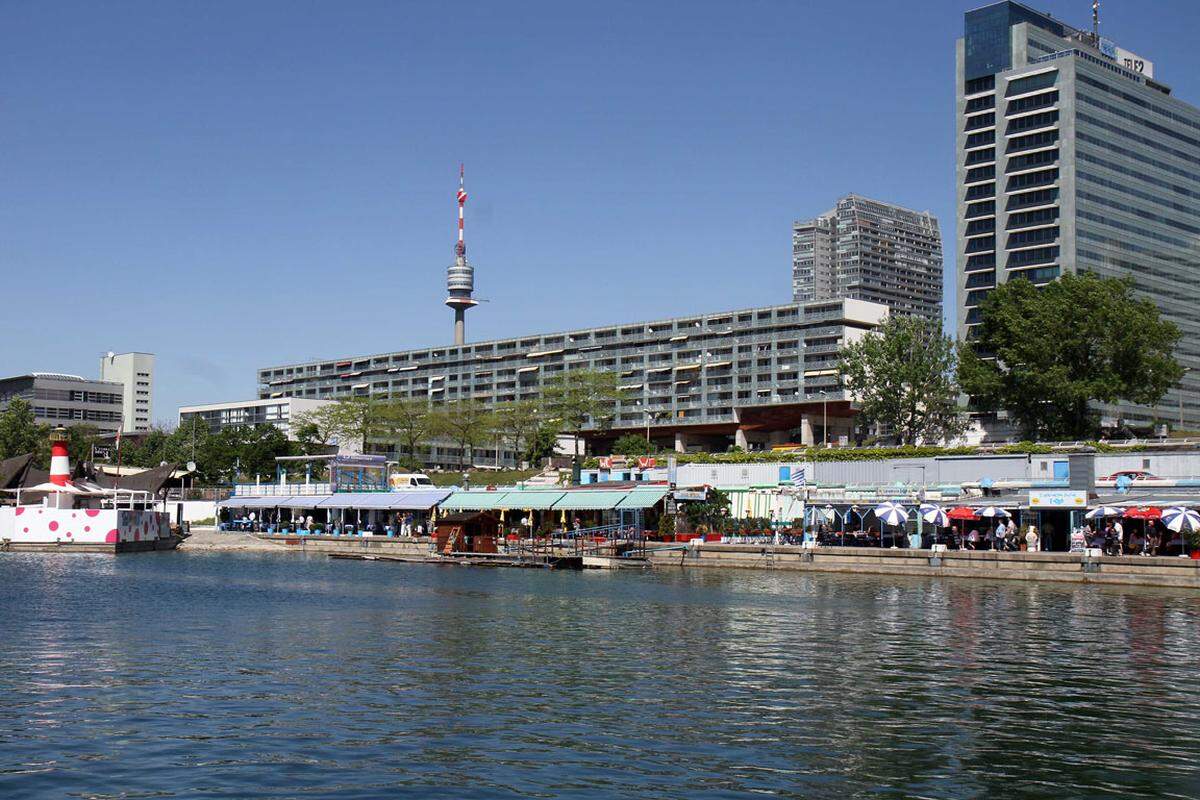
left=1179, top=367, right=1191, bottom=430
left=820, top=390, right=828, bottom=448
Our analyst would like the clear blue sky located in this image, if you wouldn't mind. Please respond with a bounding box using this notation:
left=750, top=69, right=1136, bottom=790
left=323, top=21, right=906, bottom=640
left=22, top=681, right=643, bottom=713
left=3, top=0, right=1197, bottom=424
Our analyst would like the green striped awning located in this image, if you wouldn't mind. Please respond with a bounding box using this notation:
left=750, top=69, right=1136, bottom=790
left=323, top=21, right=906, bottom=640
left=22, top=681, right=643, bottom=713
left=439, top=490, right=514, bottom=511
left=497, top=490, right=564, bottom=510
left=616, top=487, right=671, bottom=509
left=554, top=491, right=629, bottom=511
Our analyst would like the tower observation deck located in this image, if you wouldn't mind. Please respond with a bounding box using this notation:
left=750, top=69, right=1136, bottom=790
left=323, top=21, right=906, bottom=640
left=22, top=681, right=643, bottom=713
left=445, top=165, right=477, bottom=345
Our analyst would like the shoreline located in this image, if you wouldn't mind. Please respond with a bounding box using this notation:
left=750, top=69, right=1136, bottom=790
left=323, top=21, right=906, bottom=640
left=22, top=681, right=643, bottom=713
left=179, top=528, right=1200, bottom=587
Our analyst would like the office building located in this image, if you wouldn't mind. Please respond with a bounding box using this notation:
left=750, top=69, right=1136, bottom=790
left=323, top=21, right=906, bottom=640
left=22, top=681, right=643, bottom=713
left=793, top=195, right=943, bottom=321
left=956, top=1, right=1200, bottom=429
left=257, top=298, right=888, bottom=467
left=179, top=398, right=336, bottom=440
left=99, top=352, right=154, bottom=433
left=0, top=373, right=124, bottom=434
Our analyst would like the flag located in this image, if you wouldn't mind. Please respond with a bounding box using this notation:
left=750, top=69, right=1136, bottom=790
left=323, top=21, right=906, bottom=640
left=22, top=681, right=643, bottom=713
left=791, top=466, right=806, bottom=487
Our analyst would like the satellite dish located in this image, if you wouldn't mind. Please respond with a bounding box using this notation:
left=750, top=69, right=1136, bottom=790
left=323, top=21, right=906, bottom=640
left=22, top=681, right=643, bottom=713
left=186, top=461, right=197, bottom=473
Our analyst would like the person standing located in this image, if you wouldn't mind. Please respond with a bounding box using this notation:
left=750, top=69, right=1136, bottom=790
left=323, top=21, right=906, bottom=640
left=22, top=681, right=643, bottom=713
left=1025, top=524, right=1039, bottom=553
left=1113, top=518, right=1125, bottom=554
left=994, top=520, right=1006, bottom=551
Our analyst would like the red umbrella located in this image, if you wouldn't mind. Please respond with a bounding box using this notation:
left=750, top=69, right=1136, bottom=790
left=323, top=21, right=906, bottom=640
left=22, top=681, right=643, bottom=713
left=1124, top=506, right=1162, bottom=520
left=947, top=506, right=980, bottom=520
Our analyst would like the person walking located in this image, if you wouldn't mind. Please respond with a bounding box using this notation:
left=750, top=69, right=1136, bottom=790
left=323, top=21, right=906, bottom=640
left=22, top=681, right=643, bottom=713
left=993, top=520, right=1006, bottom=551
left=1113, top=518, right=1125, bottom=554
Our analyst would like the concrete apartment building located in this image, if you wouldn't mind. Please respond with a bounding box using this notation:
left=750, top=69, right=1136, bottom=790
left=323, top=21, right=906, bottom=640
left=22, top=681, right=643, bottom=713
left=956, top=1, right=1200, bottom=430
left=179, top=398, right=336, bottom=440
left=257, top=298, right=888, bottom=467
left=99, top=352, right=154, bottom=433
left=0, top=373, right=124, bottom=435
left=793, top=195, right=943, bottom=322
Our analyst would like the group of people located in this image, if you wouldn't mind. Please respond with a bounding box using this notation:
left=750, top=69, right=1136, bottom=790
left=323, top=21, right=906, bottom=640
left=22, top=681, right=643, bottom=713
left=955, top=519, right=1038, bottom=551
left=1069, top=519, right=1174, bottom=555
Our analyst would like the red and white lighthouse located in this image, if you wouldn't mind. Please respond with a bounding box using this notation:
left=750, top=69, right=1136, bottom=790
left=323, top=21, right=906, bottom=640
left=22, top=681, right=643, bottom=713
left=48, top=426, right=71, bottom=487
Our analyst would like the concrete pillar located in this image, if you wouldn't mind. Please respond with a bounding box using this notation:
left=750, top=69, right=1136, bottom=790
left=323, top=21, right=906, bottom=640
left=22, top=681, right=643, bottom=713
left=674, top=432, right=688, bottom=453
left=799, top=416, right=815, bottom=446
left=735, top=428, right=749, bottom=450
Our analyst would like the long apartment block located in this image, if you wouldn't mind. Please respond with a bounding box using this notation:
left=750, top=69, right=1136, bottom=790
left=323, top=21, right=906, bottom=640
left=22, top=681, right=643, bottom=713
left=259, top=298, right=887, bottom=455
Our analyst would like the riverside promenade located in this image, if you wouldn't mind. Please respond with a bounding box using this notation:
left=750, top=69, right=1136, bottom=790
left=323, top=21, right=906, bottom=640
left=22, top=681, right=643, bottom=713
left=648, top=542, right=1200, bottom=589
left=182, top=529, right=1200, bottom=588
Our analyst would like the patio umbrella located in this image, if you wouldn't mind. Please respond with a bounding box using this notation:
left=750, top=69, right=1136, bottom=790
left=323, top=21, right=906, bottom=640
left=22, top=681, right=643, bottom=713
left=947, top=506, right=980, bottom=520
left=919, top=503, right=950, bottom=527
left=1123, top=506, right=1162, bottom=520
left=1161, top=507, right=1200, bottom=533
left=977, top=506, right=1011, bottom=518
left=1085, top=506, right=1124, bottom=520
left=873, top=501, right=909, bottom=527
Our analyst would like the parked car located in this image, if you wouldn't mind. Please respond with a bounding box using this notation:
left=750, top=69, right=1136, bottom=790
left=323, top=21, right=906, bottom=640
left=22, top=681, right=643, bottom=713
left=1100, top=469, right=1158, bottom=482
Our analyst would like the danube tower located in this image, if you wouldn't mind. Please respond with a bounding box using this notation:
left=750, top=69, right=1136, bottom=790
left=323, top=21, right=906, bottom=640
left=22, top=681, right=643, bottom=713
left=445, top=164, right=477, bottom=345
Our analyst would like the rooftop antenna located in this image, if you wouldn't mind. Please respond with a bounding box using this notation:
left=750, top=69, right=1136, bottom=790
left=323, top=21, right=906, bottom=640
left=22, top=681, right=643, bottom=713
left=1092, top=0, right=1100, bottom=44
left=445, top=163, right=478, bottom=345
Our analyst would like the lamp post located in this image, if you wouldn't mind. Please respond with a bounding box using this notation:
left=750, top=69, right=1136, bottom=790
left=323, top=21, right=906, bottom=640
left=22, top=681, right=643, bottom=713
left=820, top=391, right=828, bottom=448
left=893, top=464, right=927, bottom=548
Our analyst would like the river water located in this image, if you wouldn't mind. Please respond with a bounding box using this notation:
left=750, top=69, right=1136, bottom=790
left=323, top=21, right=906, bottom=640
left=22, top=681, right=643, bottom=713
left=1, top=552, right=1198, bottom=799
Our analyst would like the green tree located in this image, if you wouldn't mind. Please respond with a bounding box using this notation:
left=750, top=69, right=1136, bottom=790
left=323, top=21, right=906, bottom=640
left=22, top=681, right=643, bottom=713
left=612, top=433, right=656, bottom=457
left=839, top=315, right=968, bottom=446
left=431, top=398, right=496, bottom=470
left=523, top=423, right=561, bottom=465
left=378, top=398, right=435, bottom=465
left=682, top=488, right=731, bottom=532
left=959, top=273, right=1184, bottom=440
left=293, top=398, right=384, bottom=453
left=491, top=400, right=543, bottom=468
left=543, top=369, right=621, bottom=465
left=0, top=399, right=45, bottom=461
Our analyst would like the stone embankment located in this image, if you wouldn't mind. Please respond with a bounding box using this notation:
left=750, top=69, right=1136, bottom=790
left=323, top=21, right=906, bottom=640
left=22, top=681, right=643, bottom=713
left=647, top=543, right=1200, bottom=589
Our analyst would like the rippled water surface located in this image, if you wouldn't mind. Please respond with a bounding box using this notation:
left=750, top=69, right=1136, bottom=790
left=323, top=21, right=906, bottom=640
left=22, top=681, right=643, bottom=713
left=1, top=552, right=1198, bottom=799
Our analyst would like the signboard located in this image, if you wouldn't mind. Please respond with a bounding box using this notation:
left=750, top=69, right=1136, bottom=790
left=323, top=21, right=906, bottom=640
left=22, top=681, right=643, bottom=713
left=667, top=457, right=677, bottom=488
left=637, top=457, right=656, bottom=470
left=1029, top=490, right=1087, bottom=509
left=673, top=489, right=708, bottom=502
left=1100, top=38, right=1154, bottom=78
left=92, top=445, right=113, bottom=461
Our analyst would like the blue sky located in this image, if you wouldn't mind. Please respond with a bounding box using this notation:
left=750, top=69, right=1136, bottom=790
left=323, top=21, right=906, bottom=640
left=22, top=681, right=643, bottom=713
left=3, top=0, right=1197, bottom=423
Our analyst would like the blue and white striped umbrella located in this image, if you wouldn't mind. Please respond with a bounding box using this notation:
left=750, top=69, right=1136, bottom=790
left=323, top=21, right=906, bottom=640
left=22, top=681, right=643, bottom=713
left=1085, top=506, right=1124, bottom=520
left=873, top=501, right=909, bottom=527
left=1161, top=506, right=1200, bottom=533
left=919, top=503, right=949, bottom=527
left=976, top=506, right=1011, bottom=518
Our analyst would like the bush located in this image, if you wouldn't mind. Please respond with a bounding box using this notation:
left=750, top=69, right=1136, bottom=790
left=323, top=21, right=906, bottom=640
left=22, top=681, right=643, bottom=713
left=612, top=433, right=657, bottom=457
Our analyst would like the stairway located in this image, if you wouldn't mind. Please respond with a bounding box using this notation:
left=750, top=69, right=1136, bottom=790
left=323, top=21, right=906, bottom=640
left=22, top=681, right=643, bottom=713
left=443, top=527, right=461, bottom=554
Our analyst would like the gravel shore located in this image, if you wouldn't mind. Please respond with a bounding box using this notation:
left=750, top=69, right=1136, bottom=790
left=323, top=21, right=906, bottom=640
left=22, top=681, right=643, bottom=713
left=179, top=528, right=288, bottom=552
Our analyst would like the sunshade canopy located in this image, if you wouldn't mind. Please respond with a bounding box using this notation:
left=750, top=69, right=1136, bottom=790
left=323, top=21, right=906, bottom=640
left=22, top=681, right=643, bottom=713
left=318, top=490, right=451, bottom=510
left=439, top=490, right=515, bottom=511
left=554, top=491, right=629, bottom=510
left=497, top=490, right=564, bottom=510
left=616, top=487, right=670, bottom=509
left=219, top=496, right=289, bottom=509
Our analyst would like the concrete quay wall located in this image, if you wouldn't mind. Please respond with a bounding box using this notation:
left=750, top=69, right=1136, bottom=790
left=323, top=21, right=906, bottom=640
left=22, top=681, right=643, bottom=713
left=254, top=533, right=434, bottom=557
left=646, top=544, right=1200, bottom=589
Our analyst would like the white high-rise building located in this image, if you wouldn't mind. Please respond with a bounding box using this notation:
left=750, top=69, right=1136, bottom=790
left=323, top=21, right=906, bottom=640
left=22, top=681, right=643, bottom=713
left=99, top=352, right=154, bottom=433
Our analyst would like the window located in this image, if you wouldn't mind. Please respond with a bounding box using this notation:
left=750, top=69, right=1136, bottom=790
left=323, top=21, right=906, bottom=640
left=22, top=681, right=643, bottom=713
left=966, top=95, right=995, bottom=113
left=1006, top=70, right=1057, bottom=97
left=966, top=130, right=995, bottom=148
left=1006, top=149, right=1057, bottom=173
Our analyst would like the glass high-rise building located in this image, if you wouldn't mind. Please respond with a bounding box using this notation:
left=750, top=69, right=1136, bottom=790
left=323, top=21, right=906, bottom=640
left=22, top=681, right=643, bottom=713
left=956, top=1, right=1200, bottom=430
left=793, top=195, right=942, bottom=322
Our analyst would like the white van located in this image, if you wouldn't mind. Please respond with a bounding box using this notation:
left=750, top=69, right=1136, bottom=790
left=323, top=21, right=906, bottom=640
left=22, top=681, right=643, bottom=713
left=389, top=472, right=435, bottom=489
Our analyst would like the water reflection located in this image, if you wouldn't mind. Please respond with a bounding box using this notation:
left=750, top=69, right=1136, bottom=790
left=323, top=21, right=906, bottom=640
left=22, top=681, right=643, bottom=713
left=0, top=553, right=1197, bottom=799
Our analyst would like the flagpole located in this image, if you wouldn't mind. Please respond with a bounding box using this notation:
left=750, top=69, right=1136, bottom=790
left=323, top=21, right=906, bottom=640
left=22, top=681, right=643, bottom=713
left=113, top=416, right=124, bottom=496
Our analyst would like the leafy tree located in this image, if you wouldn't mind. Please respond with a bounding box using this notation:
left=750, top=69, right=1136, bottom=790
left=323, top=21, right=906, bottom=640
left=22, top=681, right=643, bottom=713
left=491, top=400, right=543, bottom=468
left=959, top=273, right=1183, bottom=440
left=543, top=369, right=621, bottom=465
left=0, top=399, right=45, bottom=461
left=682, top=488, right=731, bottom=532
left=612, top=433, right=657, bottom=457
left=293, top=398, right=383, bottom=453
left=378, top=397, right=436, bottom=464
left=430, top=398, right=495, bottom=470
left=523, top=423, right=561, bottom=465
left=839, top=315, right=968, bottom=446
